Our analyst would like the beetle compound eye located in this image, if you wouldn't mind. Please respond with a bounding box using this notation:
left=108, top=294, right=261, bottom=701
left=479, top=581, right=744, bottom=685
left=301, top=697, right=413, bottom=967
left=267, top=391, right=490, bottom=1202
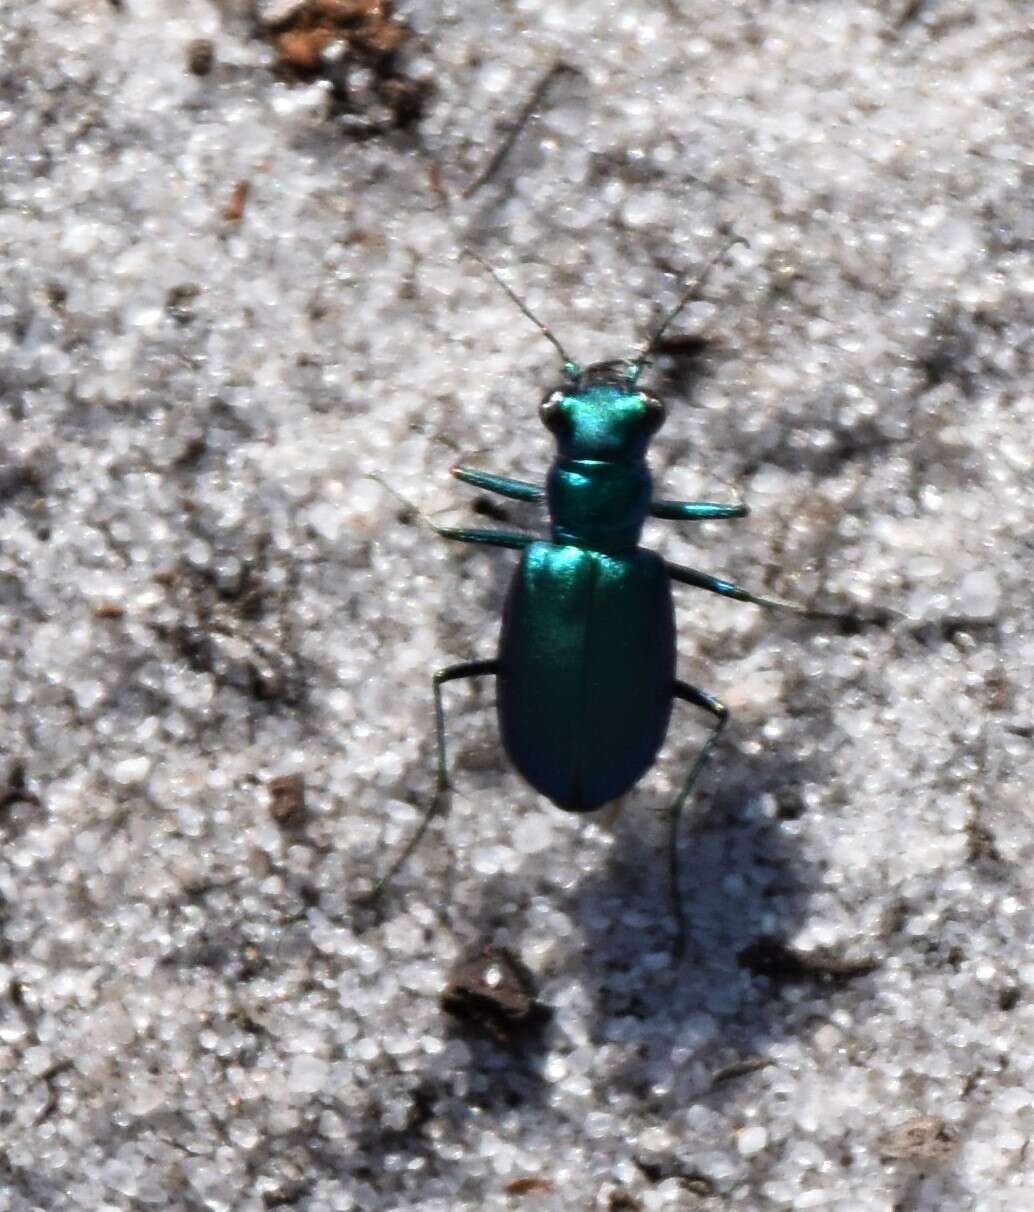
left=641, top=393, right=666, bottom=432
left=539, top=390, right=566, bottom=431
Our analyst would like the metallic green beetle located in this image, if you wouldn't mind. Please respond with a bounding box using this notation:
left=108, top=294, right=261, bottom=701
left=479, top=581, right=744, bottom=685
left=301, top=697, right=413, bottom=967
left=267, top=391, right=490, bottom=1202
left=379, top=244, right=797, bottom=954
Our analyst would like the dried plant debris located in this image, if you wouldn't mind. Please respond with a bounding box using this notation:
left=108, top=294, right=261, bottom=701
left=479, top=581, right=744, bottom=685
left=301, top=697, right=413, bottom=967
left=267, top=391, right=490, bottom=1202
left=880, top=1115, right=959, bottom=1163
left=222, top=179, right=250, bottom=223
left=257, top=0, right=429, bottom=132
left=441, top=944, right=551, bottom=1044
left=503, top=1175, right=556, bottom=1196
left=710, top=1056, right=773, bottom=1088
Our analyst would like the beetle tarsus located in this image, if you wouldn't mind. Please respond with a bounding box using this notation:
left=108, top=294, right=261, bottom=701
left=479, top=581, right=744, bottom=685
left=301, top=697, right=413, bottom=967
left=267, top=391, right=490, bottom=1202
left=363, top=784, right=449, bottom=905
left=668, top=682, right=729, bottom=961
left=366, top=659, right=500, bottom=901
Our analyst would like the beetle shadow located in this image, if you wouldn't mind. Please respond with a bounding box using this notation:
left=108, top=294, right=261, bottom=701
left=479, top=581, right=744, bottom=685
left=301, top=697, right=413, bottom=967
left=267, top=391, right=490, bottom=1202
left=424, top=721, right=844, bottom=1123
left=405, top=490, right=871, bottom=1126
left=567, top=737, right=825, bottom=1016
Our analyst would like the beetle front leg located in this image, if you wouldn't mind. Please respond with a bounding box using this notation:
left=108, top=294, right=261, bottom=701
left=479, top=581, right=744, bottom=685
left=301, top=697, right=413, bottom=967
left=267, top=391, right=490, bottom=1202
left=452, top=466, right=546, bottom=504
left=436, top=526, right=537, bottom=551
left=366, top=659, right=500, bottom=900
left=668, top=680, right=729, bottom=961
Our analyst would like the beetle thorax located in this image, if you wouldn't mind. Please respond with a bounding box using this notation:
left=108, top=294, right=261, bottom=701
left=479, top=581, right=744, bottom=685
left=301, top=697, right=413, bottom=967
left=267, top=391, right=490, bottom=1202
left=546, top=458, right=652, bottom=553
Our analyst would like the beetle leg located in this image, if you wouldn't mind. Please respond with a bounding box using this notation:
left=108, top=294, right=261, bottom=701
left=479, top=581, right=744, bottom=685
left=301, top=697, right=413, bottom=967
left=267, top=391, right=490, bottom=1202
left=452, top=466, right=546, bottom=504
left=366, top=659, right=500, bottom=901
left=651, top=499, right=748, bottom=521
left=667, top=560, right=803, bottom=613
left=597, top=798, right=623, bottom=830
left=369, top=473, right=537, bottom=550
left=668, top=681, right=729, bottom=960
left=669, top=560, right=899, bottom=627
left=436, top=526, right=537, bottom=551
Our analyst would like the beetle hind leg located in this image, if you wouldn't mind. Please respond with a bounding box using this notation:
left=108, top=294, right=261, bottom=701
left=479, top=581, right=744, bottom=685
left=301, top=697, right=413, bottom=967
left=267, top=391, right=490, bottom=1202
left=597, top=798, right=624, bottom=830
left=667, top=681, right=729, bottom=961
left=364, top=659, right=499, bottom=903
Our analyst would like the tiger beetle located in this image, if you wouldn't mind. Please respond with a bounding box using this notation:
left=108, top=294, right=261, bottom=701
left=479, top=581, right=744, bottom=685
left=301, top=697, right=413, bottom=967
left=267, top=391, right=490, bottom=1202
left=373, top=240, right=804, bottom=958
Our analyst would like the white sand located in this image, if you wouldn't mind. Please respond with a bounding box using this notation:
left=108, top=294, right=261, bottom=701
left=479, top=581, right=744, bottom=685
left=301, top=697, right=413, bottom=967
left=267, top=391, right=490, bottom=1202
left=2, top=1, right=1033, bottom=1208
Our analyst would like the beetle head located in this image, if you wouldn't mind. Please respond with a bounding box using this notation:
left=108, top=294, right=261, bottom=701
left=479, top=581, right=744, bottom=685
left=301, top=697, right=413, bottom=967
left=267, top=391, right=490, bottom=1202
left=539, top=361, right=665, bottom=462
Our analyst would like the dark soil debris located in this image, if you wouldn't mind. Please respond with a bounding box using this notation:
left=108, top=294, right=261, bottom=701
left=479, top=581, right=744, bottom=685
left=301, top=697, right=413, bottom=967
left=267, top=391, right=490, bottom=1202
left=260, top=0, right=428, bottom=132
left=441, top=945, right=551, bottom=1045
left=633, top=1156, right=715, bottom=1197
left=0, top=763, right=41, bottom=816
left=186, top=37, right=215, bottom=76
left=166, top=283, right=201, bottom=325
left=268, top=772, right=306, bottom=828
left=965, top=815, right=1003, bottom=865
left=738, top=935, right=879, bottom=985
left=604, top=1191, right=643, bottom=1212
left=998, top=986, right=1021, bottom=1012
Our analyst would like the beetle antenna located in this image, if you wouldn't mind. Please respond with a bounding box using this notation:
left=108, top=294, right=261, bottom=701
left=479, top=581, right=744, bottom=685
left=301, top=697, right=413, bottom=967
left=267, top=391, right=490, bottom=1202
left=365, top=473, right=446, bottom=532
left=629, top=235, right=749, bottom=380
left=463, top=249, right=579, bottom=379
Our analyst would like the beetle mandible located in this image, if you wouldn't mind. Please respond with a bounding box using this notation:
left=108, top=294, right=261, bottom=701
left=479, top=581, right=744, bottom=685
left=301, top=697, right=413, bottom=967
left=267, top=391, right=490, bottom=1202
left=375, top=241, right=801, bottom=955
